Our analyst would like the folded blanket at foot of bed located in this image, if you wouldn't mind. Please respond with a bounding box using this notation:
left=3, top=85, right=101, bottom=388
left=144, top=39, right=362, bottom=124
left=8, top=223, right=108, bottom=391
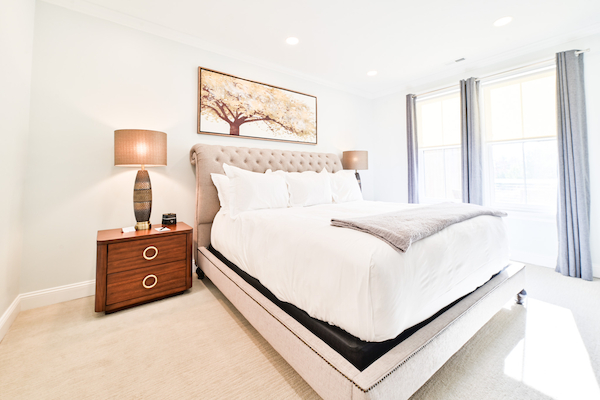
left=331, top=202, right=507, bottom=253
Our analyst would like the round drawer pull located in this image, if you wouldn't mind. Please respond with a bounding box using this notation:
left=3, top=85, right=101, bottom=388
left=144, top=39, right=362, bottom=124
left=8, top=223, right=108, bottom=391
left=143, top=246, right=158, bottom=260
left=142, top=274, right=158, bottom=289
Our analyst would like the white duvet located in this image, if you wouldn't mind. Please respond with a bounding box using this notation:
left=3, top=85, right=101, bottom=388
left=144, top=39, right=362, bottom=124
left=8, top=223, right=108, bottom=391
left=211, top=201, right=510, bottom=342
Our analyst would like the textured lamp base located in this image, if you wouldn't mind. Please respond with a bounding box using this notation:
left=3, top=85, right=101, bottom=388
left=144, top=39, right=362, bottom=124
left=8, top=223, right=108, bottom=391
left=355, top=171, right=362, bottom=191
left=134, top=169, right=152, bottom=231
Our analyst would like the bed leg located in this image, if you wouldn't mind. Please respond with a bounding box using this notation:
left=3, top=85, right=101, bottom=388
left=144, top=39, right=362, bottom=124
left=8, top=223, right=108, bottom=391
left=516, top=289, right=527, bottom=305
left=196, top=266, right=205, bottom=280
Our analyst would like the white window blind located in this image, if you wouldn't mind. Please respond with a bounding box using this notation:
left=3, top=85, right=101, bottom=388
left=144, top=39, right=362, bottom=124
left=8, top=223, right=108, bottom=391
left=481, top=66, right=558, bottom=212
left=416, top=90, right=462, bottom=202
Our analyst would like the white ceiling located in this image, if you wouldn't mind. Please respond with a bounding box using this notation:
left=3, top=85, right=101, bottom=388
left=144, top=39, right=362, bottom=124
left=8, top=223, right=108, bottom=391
left=55, top=0, right=600, bottom=98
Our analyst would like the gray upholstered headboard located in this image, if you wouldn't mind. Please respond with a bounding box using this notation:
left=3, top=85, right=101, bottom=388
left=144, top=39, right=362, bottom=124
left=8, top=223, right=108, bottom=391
left=189, top=143, right=343, bottom=259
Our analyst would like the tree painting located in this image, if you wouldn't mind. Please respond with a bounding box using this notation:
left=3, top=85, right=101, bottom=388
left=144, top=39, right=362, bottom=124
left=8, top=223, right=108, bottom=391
left=199, top=68, right=317, bottom=144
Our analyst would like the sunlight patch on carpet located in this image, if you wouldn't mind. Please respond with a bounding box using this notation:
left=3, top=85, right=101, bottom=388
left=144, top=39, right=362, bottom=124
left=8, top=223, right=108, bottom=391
left=504, top=298, right=600, bottom=400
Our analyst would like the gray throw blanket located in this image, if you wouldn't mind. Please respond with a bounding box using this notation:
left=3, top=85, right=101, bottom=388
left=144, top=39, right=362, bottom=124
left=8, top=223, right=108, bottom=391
left=331, top=202, right=507, bottom=253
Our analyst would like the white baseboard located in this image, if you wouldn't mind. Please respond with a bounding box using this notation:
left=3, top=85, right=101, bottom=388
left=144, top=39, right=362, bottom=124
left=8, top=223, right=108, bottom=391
left=512, top=252, right=600, bottom=279
left=510, top=251, right=556, bottom=269
left=0, top=296, right=21, bottom=343
left=20, top=280, right=95, bottom=311
left=0, top=257, right=596, bottom=342
left=0, top=280, right=95, bottom=342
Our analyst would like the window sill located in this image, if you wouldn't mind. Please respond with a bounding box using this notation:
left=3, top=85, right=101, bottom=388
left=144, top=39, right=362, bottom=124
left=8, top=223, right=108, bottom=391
left=419, top=198, right=462, bottom=204
left=500, top=208, right=557, bottom=221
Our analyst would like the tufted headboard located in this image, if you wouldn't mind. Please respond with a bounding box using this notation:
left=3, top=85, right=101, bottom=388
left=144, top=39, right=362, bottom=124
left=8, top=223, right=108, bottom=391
left=189, top=143, right=343, bottom=260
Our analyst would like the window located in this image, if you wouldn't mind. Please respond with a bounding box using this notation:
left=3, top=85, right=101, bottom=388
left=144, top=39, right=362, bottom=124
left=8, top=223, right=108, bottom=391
left=416, top=90, right=462, bottom=202
left=481, top=66, right=558, bottom=212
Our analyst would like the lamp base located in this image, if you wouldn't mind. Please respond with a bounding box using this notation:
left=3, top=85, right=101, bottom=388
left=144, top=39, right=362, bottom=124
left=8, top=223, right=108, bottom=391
left=135, top=221, right=151, bottom=231
left=355, top=171, right=362, bottom=191
left=134, top=169, right=152, bottom=230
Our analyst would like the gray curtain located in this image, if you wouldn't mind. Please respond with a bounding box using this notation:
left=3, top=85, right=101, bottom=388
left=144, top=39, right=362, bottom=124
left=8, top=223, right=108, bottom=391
left=556, top=50, right=592, bottom=281
left=460, top=78, right=483, bottom=205
left=406, top=94, right=419, bottom=203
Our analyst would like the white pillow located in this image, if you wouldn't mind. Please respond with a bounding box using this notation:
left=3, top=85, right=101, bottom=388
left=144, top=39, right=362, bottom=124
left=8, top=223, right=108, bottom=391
left=270, top=169, right=332, bottom=207
left=222, top=163, right=289, bottom=217
left=329, top=170, right=363, bottom=203
left=210, top=173, right=231, bottom=213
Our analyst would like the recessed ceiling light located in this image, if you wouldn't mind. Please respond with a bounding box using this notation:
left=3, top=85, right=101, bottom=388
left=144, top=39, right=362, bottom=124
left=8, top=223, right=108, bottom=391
left=367, top=71, right=378, bottom=76
left=286, top=37, right=299, bottom=45
left=493, top=16, right=513, bottom=27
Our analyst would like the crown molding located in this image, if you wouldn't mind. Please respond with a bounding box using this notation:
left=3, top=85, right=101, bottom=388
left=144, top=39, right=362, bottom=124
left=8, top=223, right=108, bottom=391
left=375, top=22, right=600, bottom=98
left=40, top=0, right=368, bottom=98
left=40, top=0, right=600, bottom=101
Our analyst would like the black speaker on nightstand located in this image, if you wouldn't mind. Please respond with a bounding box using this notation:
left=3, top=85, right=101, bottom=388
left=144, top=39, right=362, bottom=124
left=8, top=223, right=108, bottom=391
left=162, top=213, right=177, bottom=225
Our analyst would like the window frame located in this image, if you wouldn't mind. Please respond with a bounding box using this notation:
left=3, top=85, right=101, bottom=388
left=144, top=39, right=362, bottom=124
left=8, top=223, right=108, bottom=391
left=415, top=87, right=462, bottom=204
left=483, top=137, right=558, bottom=214
left=479, top=63, right=558, bottom=214
left=417, top=144, right=462, bottom=204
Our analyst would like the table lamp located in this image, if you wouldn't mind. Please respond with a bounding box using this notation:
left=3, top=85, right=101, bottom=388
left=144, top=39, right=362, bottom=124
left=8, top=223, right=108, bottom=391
left=342, top=150, right=368, bottom=190
left=114, top=129, right=167, bottom=230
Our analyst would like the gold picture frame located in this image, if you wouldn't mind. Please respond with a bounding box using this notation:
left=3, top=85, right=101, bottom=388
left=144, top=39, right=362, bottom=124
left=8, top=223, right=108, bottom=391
left=198, top=68, right=317, bottom=145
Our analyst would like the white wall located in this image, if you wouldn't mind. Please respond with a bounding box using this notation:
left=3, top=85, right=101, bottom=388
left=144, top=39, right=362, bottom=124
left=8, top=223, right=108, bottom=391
left=374, top=33, right=600, bottom=276
left=0, top=0, right=35, bottom=319
left=6, top=1, right=599, bottom=303
left=371, top=93, right=407, bottom=202
left=21, top=2, right=374, bottom=293
left=585, top=37, right=600, bottom=278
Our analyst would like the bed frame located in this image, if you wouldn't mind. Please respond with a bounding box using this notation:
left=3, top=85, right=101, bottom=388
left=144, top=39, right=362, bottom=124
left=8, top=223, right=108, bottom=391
left=190, top=143, right=526, bottom=400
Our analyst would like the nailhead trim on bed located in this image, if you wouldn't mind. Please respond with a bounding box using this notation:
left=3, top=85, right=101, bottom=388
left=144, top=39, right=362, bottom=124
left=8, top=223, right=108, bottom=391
left=200, top=248, right=362, bottom=390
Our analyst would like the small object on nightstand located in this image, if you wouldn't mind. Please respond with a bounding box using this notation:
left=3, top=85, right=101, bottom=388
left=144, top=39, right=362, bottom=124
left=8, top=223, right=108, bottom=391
left=121, top=226, right=136, bottom=233
left=162, top=213, right=177, bottom=225
left=95, top=222, right=193, bottom=313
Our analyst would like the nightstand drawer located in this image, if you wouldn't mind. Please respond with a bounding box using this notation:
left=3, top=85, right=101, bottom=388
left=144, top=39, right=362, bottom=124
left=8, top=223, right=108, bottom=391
left=107, top=234, right=186, bottom=274
left=106, top=260, right=187, bottom=305
left=96, top=222, right=192, bottom=313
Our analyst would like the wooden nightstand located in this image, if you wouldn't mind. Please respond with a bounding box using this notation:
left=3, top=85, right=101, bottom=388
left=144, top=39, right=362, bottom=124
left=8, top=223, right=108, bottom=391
left=95, top=222, right=193, bottom=313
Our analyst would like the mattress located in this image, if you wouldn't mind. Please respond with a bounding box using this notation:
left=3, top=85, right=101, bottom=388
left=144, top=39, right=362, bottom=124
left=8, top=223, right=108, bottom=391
left=211, top=200, right=510, bottom=342
left=208, top=244, right=489, bottom=371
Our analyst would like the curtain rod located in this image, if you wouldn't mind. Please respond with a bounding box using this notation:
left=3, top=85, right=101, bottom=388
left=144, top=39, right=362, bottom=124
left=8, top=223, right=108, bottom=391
left=412, top=84, right=457, bottom=98
left=474, top=58, right=554, bottom=82
left=413, top=48, right=591, bottom=98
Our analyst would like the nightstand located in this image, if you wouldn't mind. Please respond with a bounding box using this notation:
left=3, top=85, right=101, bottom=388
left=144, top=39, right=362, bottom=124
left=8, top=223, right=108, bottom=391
left=95, top=222, right=193, bottom=313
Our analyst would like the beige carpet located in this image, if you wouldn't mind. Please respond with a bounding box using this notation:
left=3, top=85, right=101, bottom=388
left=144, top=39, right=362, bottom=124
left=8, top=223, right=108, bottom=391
left=0, top=278, right=320, bottom=399
left=1, top=265, right=599, bottom=399
left=411, top=265, right=600, bottom=400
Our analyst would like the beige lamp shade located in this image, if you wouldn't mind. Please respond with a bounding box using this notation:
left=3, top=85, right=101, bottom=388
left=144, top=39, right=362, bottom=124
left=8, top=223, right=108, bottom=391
left=114, top=129, right=167, bottom=167
left=342, top=150, right=368, bottom=171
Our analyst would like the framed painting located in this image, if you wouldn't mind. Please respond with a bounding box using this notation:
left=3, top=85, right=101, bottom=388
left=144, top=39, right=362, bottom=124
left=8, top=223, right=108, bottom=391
left=198, top=68, right=317, bottom=145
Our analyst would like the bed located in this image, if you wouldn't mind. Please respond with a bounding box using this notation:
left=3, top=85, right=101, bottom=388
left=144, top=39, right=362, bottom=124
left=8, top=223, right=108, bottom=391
left=190, top=143, right=525, bottom=400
